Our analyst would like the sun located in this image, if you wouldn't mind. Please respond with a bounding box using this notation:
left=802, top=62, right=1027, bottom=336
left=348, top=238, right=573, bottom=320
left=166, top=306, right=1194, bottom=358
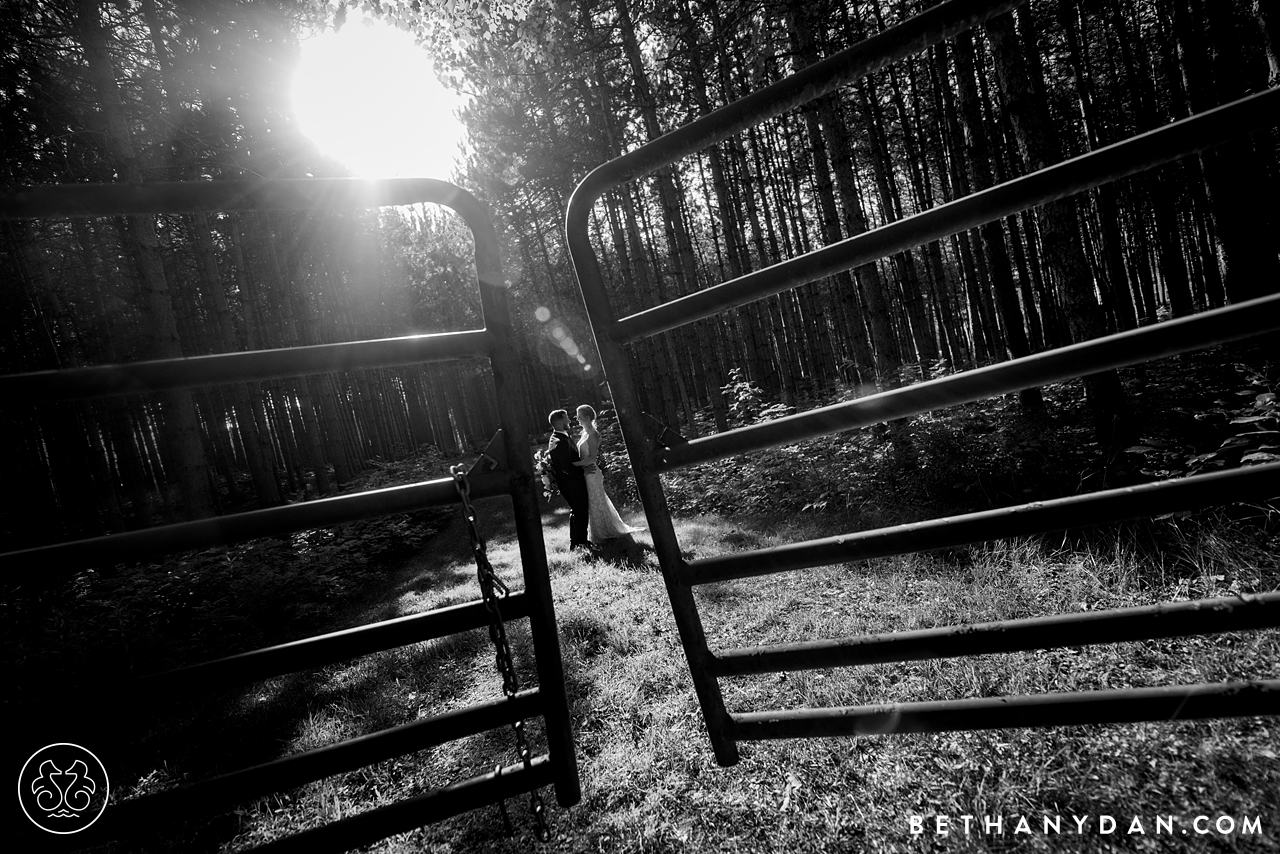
left=292, top=14, right=467, bottom=179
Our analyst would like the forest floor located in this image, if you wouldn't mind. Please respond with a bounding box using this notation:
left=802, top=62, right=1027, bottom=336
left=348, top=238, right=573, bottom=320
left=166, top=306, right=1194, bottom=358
left=8, top=342, right=1280, bottom=853
left=211, top=504, right=1280, bottom=854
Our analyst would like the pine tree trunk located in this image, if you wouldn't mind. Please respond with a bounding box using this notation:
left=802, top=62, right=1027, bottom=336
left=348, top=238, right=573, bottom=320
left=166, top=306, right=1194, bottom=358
left=883, top=63, right=942, bottom=365
left=226, top=215, right=283, bottom=503
left=935, top=42, right=1000, bottom=362
left=919, top=47, right=972, bottom=367
left=1059, top=0, right=1137, bottom=331
left=140, top=0, right=287, bottom=509
left=615, top=0, right=704, bottom=435
left=45, top=403, right=107, bottom=538
left=1259, top=0, right=1280, bottom=86
left=954, top=32, right=1045, bottom=415
left=75, top=0, right=215, bottom=518
left=987, top=10, right=1131, bottom=448
left=857, top=75, right=936, bottom=367
left=791, top=7, right=895, bottom=390
left=1171, top=0, right=1280, bottom=304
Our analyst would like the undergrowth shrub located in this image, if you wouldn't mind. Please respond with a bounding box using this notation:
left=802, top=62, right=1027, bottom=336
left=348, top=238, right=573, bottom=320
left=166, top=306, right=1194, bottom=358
left=721, top=367, right=794, bottom=426
left=659, top=399, right=1093, bottom=519
left=1120, top=359, right=1279, bottom=480
left=662, top=363, right=1119, bottom=519
left=2, top=446, right=458, bottom=696
left=897, top=400, right=1093, bottom=508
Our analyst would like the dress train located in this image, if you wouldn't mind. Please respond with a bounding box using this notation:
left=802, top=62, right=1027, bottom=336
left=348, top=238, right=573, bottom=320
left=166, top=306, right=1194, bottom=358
left=585, top=469, right=641, bottom=542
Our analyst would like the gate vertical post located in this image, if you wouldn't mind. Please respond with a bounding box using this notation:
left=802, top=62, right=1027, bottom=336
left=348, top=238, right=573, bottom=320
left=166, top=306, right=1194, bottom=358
left=565, top=190, right=740, bottom=766
left=459, top=191, right=581, bottom=806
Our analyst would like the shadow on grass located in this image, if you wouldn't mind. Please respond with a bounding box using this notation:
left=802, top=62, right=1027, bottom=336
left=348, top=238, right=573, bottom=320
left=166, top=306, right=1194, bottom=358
left=8, top=496, right=554, bottom=853
left=76, top=626, right=502, bottom=852
left=371, top=627, right=587, bottom=853
left=32, top=496, right=689, bottom=851
left=12, top=667, right=329, bottom=854
left=589, top=533, right=652, bottom=569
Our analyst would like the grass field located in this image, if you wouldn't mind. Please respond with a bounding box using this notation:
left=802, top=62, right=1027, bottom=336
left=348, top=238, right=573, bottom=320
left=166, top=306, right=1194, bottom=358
left=114, top=496, right=1280, bottom=853
left=9, top=348, right=1275, bottom=852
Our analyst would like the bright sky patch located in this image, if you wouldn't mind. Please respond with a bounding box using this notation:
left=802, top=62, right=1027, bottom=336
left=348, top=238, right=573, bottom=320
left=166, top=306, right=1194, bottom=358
left=292, top=14, right=466, bottom=179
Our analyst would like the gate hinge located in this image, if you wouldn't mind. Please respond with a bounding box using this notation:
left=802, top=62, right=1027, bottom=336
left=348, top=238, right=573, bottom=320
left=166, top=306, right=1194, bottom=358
left=643, top=412, right=687, bottom=450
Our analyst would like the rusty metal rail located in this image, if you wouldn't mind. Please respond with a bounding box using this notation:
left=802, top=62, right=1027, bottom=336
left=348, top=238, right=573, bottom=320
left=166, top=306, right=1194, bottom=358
left=690, top=463, right=1280, bottom=583
left=732, top=682, right=1280, bottom=740
left=103, top=691, right=543, bottom=831
left=3, top=178, right=579, bottom=848
left=252, top=755, right=556, bottom=854
left=714, top=592, right=1280, bottom=675
left=565, top=0, right=1280, bottom=767
left=1, top=469, right=513, bottom=575
left=0, top=330, right=494, bottom=402
left=662, top=292, right=1280, bottom=469
left=132, top=595, right=533, bottom=693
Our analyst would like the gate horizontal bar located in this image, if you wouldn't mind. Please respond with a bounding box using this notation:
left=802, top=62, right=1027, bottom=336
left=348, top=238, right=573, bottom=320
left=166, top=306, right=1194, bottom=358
left=615, top=88, right=1280, bottom=344
left=732, top=680, right=1280, bottom=739
left=133, top=594, right=530, bottom=694
left=105, top=690, right=542, bottom=832
left=0, top=330, right=493, bottom=403
left=690, top=463, right=1280, bottom=584
left=714, top=592, right=1280, bottom=676
left=662, top=293, right=1280, bottom=471
left=248, top=754, right=554, bottom=854
left=0, top=177, right=492, bottom=218
left=0, top=469, right=512, bottom=576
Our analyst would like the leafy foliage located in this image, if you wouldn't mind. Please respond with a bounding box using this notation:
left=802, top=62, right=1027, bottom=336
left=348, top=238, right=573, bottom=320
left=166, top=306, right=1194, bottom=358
left=317, top=0, right=557, bottom=88
left=667, top=369, right=1078, bottom=519
left=720, top=368, right=795, bottom=426
left=1122, top=360, right=1280, bottom=479
left=664, top=345, right=1279, bottom=525
left=533, top=445, right=559, bottom=501
left=381, top=208, right=483, bottom=334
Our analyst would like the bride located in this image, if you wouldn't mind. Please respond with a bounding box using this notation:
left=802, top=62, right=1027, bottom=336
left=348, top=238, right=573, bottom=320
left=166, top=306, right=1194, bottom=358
left=574, top=405, right=641, bottom=542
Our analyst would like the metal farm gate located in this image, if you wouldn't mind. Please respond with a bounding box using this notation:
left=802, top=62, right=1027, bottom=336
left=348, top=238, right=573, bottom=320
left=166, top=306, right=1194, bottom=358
left=565, top=0, right=1280, bottom=766
left=1, top=180, right=578, bottom=849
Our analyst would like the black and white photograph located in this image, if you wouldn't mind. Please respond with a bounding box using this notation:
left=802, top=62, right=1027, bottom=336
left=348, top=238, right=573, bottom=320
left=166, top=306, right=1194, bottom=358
left=3, top=0, right=1278, bottom=850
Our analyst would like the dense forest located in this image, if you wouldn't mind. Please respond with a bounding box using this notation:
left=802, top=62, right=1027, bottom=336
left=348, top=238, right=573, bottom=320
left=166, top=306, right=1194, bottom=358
left=2, top=0, right=1278, bottom=552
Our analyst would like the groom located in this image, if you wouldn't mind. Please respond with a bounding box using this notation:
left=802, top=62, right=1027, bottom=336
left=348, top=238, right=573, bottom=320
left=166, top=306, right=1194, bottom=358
left=547, top=409, right=590, bottom=550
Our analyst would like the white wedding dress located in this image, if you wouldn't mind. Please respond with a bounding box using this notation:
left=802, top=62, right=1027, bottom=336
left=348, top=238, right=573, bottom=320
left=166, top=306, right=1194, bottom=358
left=577, top=431, right=641, bottom=542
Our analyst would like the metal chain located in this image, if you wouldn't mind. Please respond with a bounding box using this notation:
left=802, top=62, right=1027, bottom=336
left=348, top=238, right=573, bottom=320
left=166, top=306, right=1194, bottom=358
left=451, top=465, right=551, bottom=843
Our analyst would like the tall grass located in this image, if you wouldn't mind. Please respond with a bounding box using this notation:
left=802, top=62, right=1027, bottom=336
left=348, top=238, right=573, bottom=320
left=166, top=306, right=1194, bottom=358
left=14, top=345, right=1278, bottom=851
left=107, top=504, right=1276, bottom=853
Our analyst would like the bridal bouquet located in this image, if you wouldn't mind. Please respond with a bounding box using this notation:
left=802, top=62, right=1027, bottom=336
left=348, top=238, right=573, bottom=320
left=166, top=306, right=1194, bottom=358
left=533, top=447, right=559, bottom=501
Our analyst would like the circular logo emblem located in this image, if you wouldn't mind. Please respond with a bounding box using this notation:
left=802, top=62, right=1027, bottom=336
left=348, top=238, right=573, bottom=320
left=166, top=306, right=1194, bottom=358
left=17, top=743, right=110, bottom=834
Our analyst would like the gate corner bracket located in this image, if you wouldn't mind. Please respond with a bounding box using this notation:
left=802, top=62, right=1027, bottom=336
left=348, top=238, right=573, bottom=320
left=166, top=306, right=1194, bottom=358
left=467, top=430, right=507, bottom=477
left=643, top=412, right=688, bottom=450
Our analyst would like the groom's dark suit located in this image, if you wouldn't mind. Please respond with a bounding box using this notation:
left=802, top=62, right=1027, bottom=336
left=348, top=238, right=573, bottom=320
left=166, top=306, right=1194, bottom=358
left=549, top=429, right=589, bottom=548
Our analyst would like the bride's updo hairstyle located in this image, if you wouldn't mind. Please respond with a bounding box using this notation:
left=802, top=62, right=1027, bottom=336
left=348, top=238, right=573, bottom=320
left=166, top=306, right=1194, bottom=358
left=576, top=404, right=596, bottom=426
